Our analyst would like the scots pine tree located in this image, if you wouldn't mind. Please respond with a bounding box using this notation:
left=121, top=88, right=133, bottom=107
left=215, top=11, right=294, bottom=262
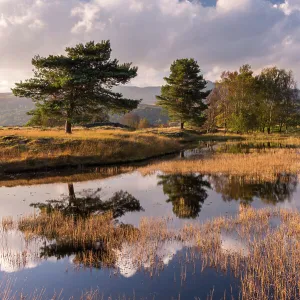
left=12, top=41, right=140, bottom=133
left=156, top=59, right=210, bottom=129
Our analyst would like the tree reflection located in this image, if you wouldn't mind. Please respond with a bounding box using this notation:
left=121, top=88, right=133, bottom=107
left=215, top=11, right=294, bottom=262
left=39, top=223, right=138, bottom=269
left=158, top=174, right=211, bottom=219
left=25, top=184, right=143, bottom=268
left=210, top=174, right=298, bottom=205
left=217, top=142, right=296, bottom=154
left=31, top=183, right=143, bottom=219
left=26, top=184, right=144, bottom=268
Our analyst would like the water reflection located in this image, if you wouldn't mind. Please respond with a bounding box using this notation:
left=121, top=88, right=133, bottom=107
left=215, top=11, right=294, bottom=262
left=38, top=224, right=139, bottom=269
left=217, top=142, right=297, bottom=154
left=210, top=174, right=298, bottom=205
left=158, top=174, right=211, bottom=219
left=24, top=185, right=144, bottom=269
left=31, top=183, right=143, bottom=219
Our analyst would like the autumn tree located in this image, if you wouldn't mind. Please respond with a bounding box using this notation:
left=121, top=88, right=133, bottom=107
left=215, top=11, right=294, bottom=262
left=12, top=41, right=140, bottom=133
left=138, top=118, right=150, bottom=129
left=121, top=112, right=140, bottom=128
left=206, top=64, right=300, bottom=133
left=257, top=67, right=298, bottom=134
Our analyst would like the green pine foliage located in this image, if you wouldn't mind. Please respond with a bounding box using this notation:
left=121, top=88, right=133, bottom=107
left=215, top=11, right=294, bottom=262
left=156, top=59, right=210, bottom=129
left=12, top=41, right=140, bottom=133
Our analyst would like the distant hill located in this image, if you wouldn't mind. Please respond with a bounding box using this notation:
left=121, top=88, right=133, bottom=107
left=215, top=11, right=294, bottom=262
left=0, top=93, right=34, bottom=126
left=0, top=81, right=215, bottom=126
left=114, top=81, right=214, bottom=105
left=114, top=86, right=161, bottom=105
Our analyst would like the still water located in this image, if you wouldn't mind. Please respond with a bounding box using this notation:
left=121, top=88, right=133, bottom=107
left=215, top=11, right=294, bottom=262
left=0, top=145, right=299, bottom=299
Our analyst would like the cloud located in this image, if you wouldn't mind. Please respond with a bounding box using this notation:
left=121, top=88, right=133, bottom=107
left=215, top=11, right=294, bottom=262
left=0, top=230, right=41, bottom=273
left=0, top=0, right=300, bottom=92
left=114, top=240, right=184, bottom=278
left=275, top=0, right=300, bottom=15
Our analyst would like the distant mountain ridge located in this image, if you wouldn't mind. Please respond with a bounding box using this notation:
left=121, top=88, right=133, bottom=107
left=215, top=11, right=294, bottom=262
left=114, top=86, right=161, bottom=105
left=0, top=81, right=215, bottom=126
left=0, top=93, right=34, bottom=126
left=114, top=81, right=214, bottom=105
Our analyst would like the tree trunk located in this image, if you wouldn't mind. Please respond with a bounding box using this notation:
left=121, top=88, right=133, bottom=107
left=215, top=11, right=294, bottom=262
left=180, top=122, right=184, bottom=130
left=267, top=127, right=271, bottom=135
left=65, top=120, right=72, bottom=134
left=68, top=183, right=76, bottom=204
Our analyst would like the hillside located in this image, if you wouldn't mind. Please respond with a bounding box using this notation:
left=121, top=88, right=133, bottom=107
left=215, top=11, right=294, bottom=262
left=0, top=93, right=34, bottom=126
left=114, top=86, right=161, bottom=105
left=115, top=81, right=214, bottom=105
left=0, top=82, right=214, bottom=126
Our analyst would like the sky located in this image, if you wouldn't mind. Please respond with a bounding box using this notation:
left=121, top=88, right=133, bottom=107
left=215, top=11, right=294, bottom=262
left=0, top=0, right=300, bottom=92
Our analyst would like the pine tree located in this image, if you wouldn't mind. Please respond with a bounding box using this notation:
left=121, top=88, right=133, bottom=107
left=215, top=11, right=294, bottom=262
left=156, top=59, right=210, bottom=129
left=12, top=41, right=140, bottom=133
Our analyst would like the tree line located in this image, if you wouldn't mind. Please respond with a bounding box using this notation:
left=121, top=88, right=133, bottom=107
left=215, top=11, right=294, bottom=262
left=12, top=40, right=300, bottom=133
left=205, top=65, right=300, bottom=134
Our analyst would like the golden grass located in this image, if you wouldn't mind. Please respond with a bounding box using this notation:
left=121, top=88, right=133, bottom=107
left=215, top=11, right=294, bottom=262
left=0, top=127, right=192, bottom=140
left=140, top=148, right=300, bottom=181
left=3, top=207, right=300, bottom=299
left=0, top=128, right=181, bottom=173
left=201, top=131, right=300, bottom=144
left=18, top=211, right=138, bottom=247
left=17, top=211, right=139, bottom=269
left=0, top=278, right=106, bottom=300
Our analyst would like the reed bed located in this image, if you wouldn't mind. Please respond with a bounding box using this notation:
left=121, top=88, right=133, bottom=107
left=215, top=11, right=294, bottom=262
left=140, top=148, right=300, bottom=181
left=2, top=207, right=300, bottom=299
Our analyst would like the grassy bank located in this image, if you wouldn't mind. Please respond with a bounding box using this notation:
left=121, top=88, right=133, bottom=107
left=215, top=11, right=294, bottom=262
left=1, top=126, right=300, bottom=174
left=0, top=127, right=183, bottom=173
left=200, top=131, right=300, bottom=144
left=141, top=148, right=300, bottom=181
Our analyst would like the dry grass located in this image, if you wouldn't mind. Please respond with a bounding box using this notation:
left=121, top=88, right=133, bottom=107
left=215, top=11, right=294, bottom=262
left=243, top=133, right=300, bottom=144
left=0, top=127, right=188, bottom=140
left=0, top=278, right=108, bottom=300
left=140, top=148, right=300, bottom=181
left=18, top=211, right=138, bottom=245
left=0, top=128, right=181, bottom=173
left=2, top=207, right=300, bottom=299
left=18, top=211, right=140, bottom=268
left=0, top=127, right=137, bottom=140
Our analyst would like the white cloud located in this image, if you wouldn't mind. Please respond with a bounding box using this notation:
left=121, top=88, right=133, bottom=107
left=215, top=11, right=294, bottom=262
left=28, top=19, right=45, bottom=30
left=0, top=14, right=8, bottom=28
left=217, top=0, right=251, bottom=12
left=0, top=0, right=300, bottom=92
left=0, top=80, right=9, bottom=92
left=275, top=0, right=300, bottom=15
left=71, top=3, right=101, bottom=33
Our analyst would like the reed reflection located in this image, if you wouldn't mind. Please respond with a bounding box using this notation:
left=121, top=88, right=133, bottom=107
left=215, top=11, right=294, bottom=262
left=24, top=184, right=143, bottom=269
